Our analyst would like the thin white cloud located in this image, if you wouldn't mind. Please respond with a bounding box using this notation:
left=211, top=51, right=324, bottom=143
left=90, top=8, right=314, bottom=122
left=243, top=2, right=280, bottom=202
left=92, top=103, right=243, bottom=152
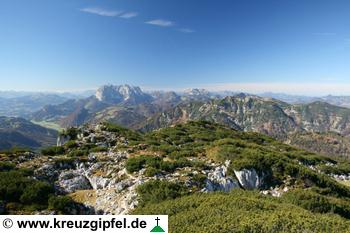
left=80, top=7, right=122, bottom=17
left=178, top=28, right=195, bottom=33
left=119, top=12, right=138, bottom=19
left=145, top=19, right=174, bottom=27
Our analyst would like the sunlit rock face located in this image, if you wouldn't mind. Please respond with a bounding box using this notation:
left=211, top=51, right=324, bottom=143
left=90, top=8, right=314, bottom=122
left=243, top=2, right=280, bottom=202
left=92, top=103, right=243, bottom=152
left=95, top=84, right=152, bottom=105
left=57, top=135, right=69, bottom=146
left=204, top=167, right=240, bottom=192
left=234, top=168, right=263, bottom=190
left=204, top=161, right=240, bottom=192
left=58, top=170, right=92, bottom=193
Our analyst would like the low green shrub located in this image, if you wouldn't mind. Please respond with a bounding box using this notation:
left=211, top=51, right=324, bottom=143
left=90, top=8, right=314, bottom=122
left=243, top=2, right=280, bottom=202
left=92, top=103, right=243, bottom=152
left=126, top=155, right=193, bottom=174
left=0, top=162, right=15, bottom=172
left=144, top=167, right=159, bottom=177
left=0, top=170, right=54, bottom=210
left=136, top=180, right=188, bottom=206
left=41, top=146, right=65, bottom=156
left=134, top=190, right=350, bottom=232
left=48, top=195, right=75, bottom=214
left=68, top=149, right=89, bottom=157
left=90, top=146, right=108, bottom=153
left=64, top=140, right=77, bottom=149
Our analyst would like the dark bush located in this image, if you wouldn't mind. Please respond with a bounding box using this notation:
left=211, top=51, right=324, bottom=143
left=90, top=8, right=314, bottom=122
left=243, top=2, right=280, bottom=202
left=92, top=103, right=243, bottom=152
left=61, top=128, right=79, bottom=140
left=137, top=180, right=188, bottom=206
left=126, top=156, right=147, bottom=173
left=0, top=162, right=15, bottom=172
left=20, top=182, right=54, bottom=205
left=48, top=195, right=75, bottom=213
left=68, top=149, right=89, bottom=157
left=0, top=170, right=54, bottom=210
left=126, top=155, right=193, bottom=174
left=41, top=146, right=65, bottom=156
left=144, top=167, right=159, bottom=177
left=90, top=146, right=108, bottom=153
left=65, top=140, right=77, bottom=149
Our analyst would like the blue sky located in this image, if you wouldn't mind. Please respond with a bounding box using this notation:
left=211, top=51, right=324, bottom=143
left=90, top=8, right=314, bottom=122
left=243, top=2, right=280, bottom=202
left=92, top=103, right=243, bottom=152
left=0, top=0, right=350, bottom=95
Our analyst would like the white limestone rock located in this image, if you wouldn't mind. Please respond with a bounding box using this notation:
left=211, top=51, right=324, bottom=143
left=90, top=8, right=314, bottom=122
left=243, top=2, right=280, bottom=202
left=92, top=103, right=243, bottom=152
left=88, top=176, right=111, bottom=190
left=234, top=168, right=263, bottom=190
left=35, top=163, right=59, bottom=181
left=58, top=170, right=92, bottom=193
left=57, top=135, right=70, bottom=146
left=203, top=162, right=240, bottom=192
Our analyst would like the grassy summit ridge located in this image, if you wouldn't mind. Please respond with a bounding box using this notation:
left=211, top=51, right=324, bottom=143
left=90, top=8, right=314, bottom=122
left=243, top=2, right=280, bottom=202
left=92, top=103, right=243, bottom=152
left=2, top=121, right=350, bottom=232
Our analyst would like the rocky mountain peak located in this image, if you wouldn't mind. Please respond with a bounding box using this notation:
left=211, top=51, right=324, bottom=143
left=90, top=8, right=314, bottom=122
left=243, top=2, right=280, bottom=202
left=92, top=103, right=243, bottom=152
left=222, top=93, right=262, bottom=103
left=95, top=84, right=152, bottom=104
left=235, top=92, right=248, bottom=98
left=183, top=88, right=210, bottom=96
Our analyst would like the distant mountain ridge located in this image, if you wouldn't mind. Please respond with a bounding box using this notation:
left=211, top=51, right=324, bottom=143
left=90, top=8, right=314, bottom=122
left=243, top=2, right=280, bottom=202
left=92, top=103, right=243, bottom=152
left=140, top=94, right=350, bottom=137
left=1, top=83, right=350, bottom=158
left=261, top=92, right=350, bottom=108
left=0, top=94, right=68, bottom=118
left=31, top=84, right=350, bottom=137
left=139, top=94, right=297, bottom=137
left=31, top=84, right=217, bottom=128
left=0, top=116, right=57, bottom=150
left=26, top=84, right=350, bottom=157
left=0, top=90, right=95, bottom=118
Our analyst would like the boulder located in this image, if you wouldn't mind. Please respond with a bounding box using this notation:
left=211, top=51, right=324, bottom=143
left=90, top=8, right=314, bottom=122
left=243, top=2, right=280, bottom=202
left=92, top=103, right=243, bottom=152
left=58, top=170, right=92, bottom=193
left=234, top=169, right=263, bottom=190
left=204, top=164, right=240, bottom=192
left=88, top=176, right=110, bottom=190
left=35, top=164, right=59, bottom=182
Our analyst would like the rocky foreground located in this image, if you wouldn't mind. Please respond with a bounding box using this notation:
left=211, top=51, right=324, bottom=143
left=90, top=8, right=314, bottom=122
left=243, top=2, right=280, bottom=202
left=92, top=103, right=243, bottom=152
left=38, top=124, right=272, bottom=214
left=2, top=121, right=350, bottom=218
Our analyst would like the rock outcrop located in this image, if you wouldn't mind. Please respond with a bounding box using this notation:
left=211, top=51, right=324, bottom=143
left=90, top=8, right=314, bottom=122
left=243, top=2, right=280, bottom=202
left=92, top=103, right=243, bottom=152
left=57, top=134, right=70, bottom=147
left=95, top=84, right=152, bottom=105
left=204, top=161, right=240, bottom=192
left=58, top=170, right=92, bottom=193
left=35, top=164, right=59, bottom=182
left=234, top=168, right=263, bottom=190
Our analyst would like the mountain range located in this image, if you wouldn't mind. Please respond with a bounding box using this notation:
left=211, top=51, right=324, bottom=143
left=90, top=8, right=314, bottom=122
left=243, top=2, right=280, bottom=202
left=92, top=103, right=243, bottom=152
left=140, top=95, right=350, bottom=137
left=0, top=90, right=94, bottom=118
left=4, top=84, right=350, bottom=157
left=23, top=84, right=350, bottom=157
left=260, top=92, right=350, bottom=108
left=31, top=85, right=217, bottom=128
left=3, top=87, right=350, bottom=120
left=0, top=116, right=57, bottom=150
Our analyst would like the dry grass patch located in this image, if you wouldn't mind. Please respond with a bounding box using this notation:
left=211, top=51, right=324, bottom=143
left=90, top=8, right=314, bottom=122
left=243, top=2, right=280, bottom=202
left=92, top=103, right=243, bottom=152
left=69, top=190, right=97, bottom=206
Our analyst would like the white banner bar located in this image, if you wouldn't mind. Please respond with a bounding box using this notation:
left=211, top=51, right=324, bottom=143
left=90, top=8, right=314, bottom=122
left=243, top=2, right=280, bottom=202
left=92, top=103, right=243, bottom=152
left=0, top=215, right=168, bottom=233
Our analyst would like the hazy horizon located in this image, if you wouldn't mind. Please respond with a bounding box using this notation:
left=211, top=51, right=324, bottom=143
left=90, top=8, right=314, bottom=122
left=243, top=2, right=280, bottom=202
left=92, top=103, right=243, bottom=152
left=2, top=82, right=350, bottom=97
